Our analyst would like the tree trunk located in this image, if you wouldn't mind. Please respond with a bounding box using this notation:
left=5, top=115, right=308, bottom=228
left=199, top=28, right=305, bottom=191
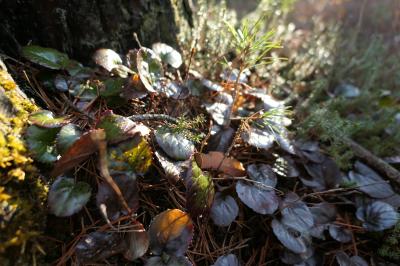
left=0, top=0, right=193, bottom=62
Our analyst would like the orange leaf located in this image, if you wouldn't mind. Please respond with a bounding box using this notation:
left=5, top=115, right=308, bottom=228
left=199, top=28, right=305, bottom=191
left=51, top=129, right=105, bottom=177
left=194, top=151, right=245, bottom=177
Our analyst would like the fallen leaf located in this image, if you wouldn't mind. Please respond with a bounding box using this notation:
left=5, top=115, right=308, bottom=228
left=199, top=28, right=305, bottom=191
left=51, top=129, right=105, bottom=177
left=148, top=209, right=194, bottom=256
left=124, top=221, right=149, bottom=261
left=195, top=151, right=245, bottom=177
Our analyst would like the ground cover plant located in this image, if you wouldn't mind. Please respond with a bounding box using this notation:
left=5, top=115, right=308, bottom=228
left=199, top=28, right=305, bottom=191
left=1, top=0, right=400, bottom=265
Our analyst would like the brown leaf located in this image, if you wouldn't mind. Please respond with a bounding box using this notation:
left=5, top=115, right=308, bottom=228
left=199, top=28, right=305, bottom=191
left=194, top=151, right=245, bottom=177
left=51, top=129, right=105, bottom=177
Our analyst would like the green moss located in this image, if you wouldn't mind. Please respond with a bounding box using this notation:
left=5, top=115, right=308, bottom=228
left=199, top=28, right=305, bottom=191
left=378, top=222, right=400, bottom=263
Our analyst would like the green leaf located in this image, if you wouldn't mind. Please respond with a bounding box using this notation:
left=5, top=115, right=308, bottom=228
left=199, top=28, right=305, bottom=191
left=29, top=110, right=70, bottom=128
left=25, top=125, right=60, bottom=163
left=56, top=123, right=82, bottom=154
left=99, top=78, right=125, bottom=98
left=22, top=45, right=70, bottom=69
left=108, top=137, right=153, bottom=175
left=185, top=161, right=215, bottom=217
left=96, top=111, right=150, bottom=144
left=137, top=47, right=164, bottom=92
left=48, top=176, right=91, bottom=217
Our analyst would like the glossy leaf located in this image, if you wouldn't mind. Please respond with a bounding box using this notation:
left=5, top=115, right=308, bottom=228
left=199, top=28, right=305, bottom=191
left=152, top=42, right=183, bottom=68
left=148, top=209, right=194, bottom=256
left=51, top=129, right=104, bottom=177
left=247, top=164, right=277, bottom=187
left=155, top=130, right=195, bottom=161
left=356, top=201, right=398, bottom=231
left=273, top=156, right=299, bottom=177
left=335, top=252, right=368, bottom=266
left=271, top=219, right=309, bottom=254
left=96, top=173, right=139, bottom=221
left=108, top=137, right=153, bottom=175
left=348, top=161, right=394, bottom=199
left=159, top=81, right=189, bottom=99
left=195, top=152, right=245, bottom=177
left=99, top=78, right=126, bottom=98
left=302, top=156, right=342, bottom=191
left=280, top=192, right=314, bottom=233
left=204, top=102, right=231, bottom=126
left=48, top=176, right=91, bottom=217
left=54, top=75, right=69, bottom=92
left=22, top=45, right=69, bottom=69
left=75, top=231, right=125, bottom=263
left=97, top=111, right=150, bottom=144
left=56, top=123, right=82, bottom=154
left=236, top=180, right=279, bottom=215
left=185, top=161, right=215, bottom=217
left=145, top=255, right=192, bottom=266
left=329, top=225, right=352, bottom=243
left=210, top=193, right=239, bottom=227
left=92, top=48, right=123, bottom=72
left=137, top=47, right=164, bottom=92
left=241, top=126, right=275, bottom=150
left=124, top=221, right=149, bottom=261
left=309, top=203, right=337, bottom=225
left=212, top=254, right=240, bottom=266
left=155, top=151, right=188, bottom=183
left=26, top=125, right=60, bottom=163
left=29, top=110, right=70, bottom=128
left=207, top=126, right=235, bottom=153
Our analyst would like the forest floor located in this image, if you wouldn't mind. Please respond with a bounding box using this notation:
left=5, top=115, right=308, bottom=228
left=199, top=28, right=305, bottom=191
left=1, top=0, right=400, bottom=265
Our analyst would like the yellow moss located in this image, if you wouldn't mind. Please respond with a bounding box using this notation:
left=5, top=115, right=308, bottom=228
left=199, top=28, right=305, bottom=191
left=0, top=70, right=17, bottom=91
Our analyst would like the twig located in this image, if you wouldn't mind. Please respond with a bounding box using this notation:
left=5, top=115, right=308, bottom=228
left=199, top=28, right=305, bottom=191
left=128, top=113, right=179, bottom=124
left=94, top=131, right=132, bottom=213
left=343, top=136, right=400, bottom=184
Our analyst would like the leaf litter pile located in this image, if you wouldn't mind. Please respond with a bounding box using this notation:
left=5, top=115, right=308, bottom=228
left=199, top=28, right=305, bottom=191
left=15, top=40, right=400, bottom=266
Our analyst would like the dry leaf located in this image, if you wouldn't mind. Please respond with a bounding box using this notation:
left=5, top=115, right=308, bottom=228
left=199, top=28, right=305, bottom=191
left=194, top=151, right=245, bottom=177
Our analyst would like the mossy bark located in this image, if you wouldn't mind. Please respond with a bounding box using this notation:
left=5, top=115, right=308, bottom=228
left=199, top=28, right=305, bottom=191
left=0, top=59, right=48, bottom=265
left=0, top=0, right=193, bottom=62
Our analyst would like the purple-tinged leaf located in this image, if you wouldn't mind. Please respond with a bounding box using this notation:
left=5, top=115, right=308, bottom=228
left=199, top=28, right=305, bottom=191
left=210, top=193, right=239, bottom=227
left=329, top=225, right=352, bottom=243
left=75, top=231, right=125, bottom=263
left=309, top=203, right=337, bottom=225
left=302, top=156, right=342, bottom=191
left=241, top=126, right=275, bottom=150
left=280, top=192, right=314, bottom=232
left=204, top=102, right=231, bottom=126
left=348, top=161, right=395, bottom=199
left=96, top=173, right=139, bottom=222
left=145, top=255, right=192, bottom=266
left=247, top=164, right=277, bottom=188
left=335, top=251, right=368, bottom=266
left=212, top=254, right=241, bottom=266
left=207, top=126, right=235, bottom=153
left=273, top=156, right=299, bottom=177
left=271, top=219, right=309, bottom=254
left=236, top=181, right=279, bottom=215
left=155, top=150, right=189, bottom=183
left=356, top=201, right=398, bottom=231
